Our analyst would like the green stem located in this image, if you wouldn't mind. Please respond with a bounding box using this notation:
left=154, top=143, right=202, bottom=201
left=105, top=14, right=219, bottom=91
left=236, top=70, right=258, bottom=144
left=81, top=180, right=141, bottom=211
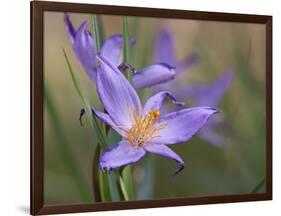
left=123, top=16, right=131, bottom=81
left=45, top=82, right=92, bottom=202
left=118, top=175, right=130, bottom=201
left=92, top=15, right=103, bottom=53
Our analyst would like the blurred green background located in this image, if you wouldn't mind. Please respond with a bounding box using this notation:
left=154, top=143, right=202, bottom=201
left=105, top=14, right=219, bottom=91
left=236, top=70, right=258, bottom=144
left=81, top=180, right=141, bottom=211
left=43, top=11, right=266, bottom=205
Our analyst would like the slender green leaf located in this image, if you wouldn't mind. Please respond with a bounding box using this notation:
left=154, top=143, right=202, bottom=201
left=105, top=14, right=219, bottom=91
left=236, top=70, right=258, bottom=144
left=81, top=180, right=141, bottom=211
left=99, top=170, right=111, bottom=201
left=251, top=177, right=265, bottom=193
left=92, top=14, right=104, bottom=51
left=118, top=175, right=130, bottom=201
left=107, top=172, right=121, bottom=201
left=62, top=48, right=107, bottom=148
left=123, top=16, right=131, bottom=80
left=92, top=145, right=102, bottom=202
left=105, top=129, right=122, bottom=201
left=130, top=17, right=140, bottom=64
left=92, top=14, right=104, bottom=67
left=122, top=166, right=134, bottom=200
left=45, top=82, right=92, bottom=202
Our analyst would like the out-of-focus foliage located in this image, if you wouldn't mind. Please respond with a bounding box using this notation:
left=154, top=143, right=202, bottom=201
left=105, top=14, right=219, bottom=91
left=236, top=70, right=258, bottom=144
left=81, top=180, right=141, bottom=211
left=44, top=12, right=266, bottom=205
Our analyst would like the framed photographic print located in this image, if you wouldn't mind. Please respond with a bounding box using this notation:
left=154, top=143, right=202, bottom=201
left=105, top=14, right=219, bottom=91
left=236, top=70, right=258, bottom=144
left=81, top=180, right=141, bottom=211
left=31, top=1, right=272, bottom=215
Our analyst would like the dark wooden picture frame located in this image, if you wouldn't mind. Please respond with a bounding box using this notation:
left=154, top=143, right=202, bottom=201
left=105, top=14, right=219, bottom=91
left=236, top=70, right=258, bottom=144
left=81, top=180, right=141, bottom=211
left=31, top=1, right=272, bottom=215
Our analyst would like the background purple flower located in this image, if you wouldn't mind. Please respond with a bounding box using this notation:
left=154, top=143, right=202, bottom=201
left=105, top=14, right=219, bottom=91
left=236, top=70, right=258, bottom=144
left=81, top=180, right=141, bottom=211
left=151, top=28, right=235, bottom=148
left=65, top=14, right=177, bottom=88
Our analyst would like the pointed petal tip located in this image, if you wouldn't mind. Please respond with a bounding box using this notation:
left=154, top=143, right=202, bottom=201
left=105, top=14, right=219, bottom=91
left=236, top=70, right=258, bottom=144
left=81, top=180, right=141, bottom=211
left=173, top=164, right=185, bottom=176
left=132, top=63, right=176, bottom=89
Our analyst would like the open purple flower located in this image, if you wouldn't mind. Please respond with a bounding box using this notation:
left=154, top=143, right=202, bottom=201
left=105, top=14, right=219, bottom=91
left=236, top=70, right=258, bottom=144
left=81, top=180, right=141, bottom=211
left=64, top=14, right=176, bottom=87
left=93, top=54, right=218, bottom=174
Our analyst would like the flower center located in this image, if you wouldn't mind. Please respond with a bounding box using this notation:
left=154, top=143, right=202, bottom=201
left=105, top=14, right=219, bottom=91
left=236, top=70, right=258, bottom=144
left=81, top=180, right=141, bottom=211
left=127, top=109, right=166, bottom=147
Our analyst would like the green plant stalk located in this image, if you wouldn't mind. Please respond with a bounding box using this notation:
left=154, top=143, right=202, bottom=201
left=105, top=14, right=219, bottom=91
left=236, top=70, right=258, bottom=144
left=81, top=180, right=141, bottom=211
left=130, top=17, right=140, bottom=64
left=99, top=170, right=112, bottom=201
left=123, top=16, right=131, bottom=81
left=118, top=175, right=130, bottom=201
left=91, top=14, right=116, bottom=202
left=45, top=83, right=92, bottom=202
left=62, top=49, right=107, bottom=149
left=92, top=15, right=103, bottom=53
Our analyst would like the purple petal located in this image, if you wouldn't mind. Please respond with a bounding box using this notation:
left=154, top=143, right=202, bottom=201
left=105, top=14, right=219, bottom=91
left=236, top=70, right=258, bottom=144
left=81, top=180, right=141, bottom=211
left=100, top=35, right=123, bottom=67
left=144, top=91, right=184, bottom=113
left=72, top=21, right=97, bottom=82
left=101, top=35, right=135, bottom=67
left=64, top=13, right=76, bottom=44
left=154, top=28, right=176, bottom=66
left=144, top=143, right=184, bottom=165
left=199, top=127, right=226, bottom=148
left=92, top=108, right=127, bottom=137
left=132, top=63, right=176, bottom=89
left=153, top=107, right=218, bottom=144
left=175, top=53, right=200, bottom=74
left=100, top=140, right=146, bottom=171
left=96, top=54, right=142, bottom=129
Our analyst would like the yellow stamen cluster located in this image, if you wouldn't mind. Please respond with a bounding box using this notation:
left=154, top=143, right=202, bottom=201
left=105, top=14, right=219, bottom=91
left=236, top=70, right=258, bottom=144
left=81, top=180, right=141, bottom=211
left=127, top=109, right=166, bottom=147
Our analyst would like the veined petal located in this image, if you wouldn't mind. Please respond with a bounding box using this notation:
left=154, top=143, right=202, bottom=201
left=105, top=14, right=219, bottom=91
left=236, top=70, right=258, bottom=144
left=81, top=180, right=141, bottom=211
left=154, top=28, right=176, bottom=66
left=96, top=54, right=142, bottom=128
left=100, top=35, right=135, bottom=67
left=154, top=107, right=218, bottom=144
left=100, top=140, right=146, bottom=171
left=175, top=53, right=200, bottom=74
left=64, top=13, right=76, bottom=44
left=92, top=108, right=127, bottom=137
left=73, top=21, right=97, bottom=82
left=132, top=63, right=176, bottom=89
left=144, top=91, right=184, bottom=114
left=144, top=143, right=184, bottom=175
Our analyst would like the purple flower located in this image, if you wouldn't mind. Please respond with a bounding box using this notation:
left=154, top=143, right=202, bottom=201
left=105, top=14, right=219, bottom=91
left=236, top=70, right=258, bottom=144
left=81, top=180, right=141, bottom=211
left=172, top=69, right=235, bottom=148
left=93, top=54, right=218, bottom=174
left=65, top=14, right=176, bottom=87
left=151, top=28, right=234, bottom=148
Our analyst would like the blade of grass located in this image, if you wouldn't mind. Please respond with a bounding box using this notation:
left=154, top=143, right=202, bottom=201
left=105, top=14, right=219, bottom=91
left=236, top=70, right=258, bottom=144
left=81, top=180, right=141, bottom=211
left=251, top=177, right=265, bottom=193
left=130, top=17, right=140, bottom=64
left=92, top=14, right=104, bottom=52
left=121, top=166, right=134, bottom=200
left=98, top=137, right=111, bottom=202
left=62, top=48, right=107, bottom=149
left=45, top=82, right=93, bottom=202
left=118, top=175, right=130, bottom=201
left=123, top=16, right=131, bottom=81
left=92, top=145, right=102, bottom=202
left=105, top=129, right=122, bottom=201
